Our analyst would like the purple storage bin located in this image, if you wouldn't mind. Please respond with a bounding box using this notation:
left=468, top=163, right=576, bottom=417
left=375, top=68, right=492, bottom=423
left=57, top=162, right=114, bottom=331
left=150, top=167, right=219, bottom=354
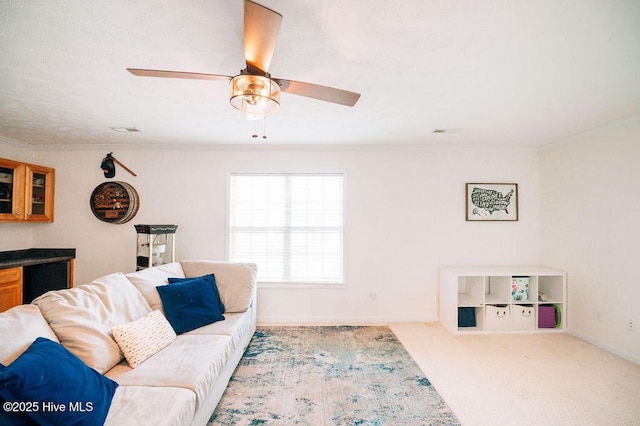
left=538, top=305, right=557, bottom=328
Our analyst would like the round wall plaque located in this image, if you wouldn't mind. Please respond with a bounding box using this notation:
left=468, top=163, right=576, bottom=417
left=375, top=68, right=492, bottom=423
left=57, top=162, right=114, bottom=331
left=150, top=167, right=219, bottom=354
left=90, top=181, right=139, bottom=224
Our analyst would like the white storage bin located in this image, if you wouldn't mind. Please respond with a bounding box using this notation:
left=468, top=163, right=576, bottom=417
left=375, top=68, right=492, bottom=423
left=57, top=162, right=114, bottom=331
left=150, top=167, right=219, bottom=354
left=512, top=305, right=536, bottom=330
left=485, top=305, right=511, bottom=331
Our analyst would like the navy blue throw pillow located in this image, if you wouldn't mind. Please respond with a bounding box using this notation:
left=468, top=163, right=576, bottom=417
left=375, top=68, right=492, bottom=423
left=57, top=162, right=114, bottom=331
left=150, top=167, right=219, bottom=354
left=158, top=275, right=225, bottom=334
left=168, top=274, right=225, bottom=314
left=1, top=362, right=37, bottom=426
left=0, top=395, right=38, bottom=426
left=0, top=337, right=118, bottom=426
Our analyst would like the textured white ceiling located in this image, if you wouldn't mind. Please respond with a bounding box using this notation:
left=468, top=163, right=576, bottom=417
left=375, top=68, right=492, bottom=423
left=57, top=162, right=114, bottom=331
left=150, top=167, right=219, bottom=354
left=1, top=0, right=639, bottom=148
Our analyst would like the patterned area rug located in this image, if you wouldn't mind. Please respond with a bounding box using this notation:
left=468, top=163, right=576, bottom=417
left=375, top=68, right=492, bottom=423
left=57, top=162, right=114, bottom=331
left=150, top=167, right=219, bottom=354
left=209, top=326, right=459, bottom=425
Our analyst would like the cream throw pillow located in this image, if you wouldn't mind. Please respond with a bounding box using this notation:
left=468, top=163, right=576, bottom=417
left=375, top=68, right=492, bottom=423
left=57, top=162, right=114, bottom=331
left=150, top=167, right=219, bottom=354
left=111, top=310, right=176, bottom=368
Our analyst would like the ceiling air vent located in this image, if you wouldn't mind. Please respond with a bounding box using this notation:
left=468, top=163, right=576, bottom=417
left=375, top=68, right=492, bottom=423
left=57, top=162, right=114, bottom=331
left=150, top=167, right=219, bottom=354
left=432, top=128, right=461, bottom=134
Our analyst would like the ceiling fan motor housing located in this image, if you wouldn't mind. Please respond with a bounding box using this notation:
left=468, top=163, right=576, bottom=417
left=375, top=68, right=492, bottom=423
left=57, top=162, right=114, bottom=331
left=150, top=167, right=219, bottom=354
left=230, top=73, right=281, bottom=115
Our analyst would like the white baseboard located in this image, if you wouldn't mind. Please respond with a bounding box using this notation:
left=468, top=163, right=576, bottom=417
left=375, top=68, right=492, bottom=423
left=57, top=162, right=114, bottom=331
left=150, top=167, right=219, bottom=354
left=257, top=315, right=438, bottom=325
left=569, top=329, right=640, bottom=366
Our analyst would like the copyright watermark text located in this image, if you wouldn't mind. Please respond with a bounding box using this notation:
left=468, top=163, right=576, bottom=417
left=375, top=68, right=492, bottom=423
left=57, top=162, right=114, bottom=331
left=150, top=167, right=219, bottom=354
left=3, top=401, right=94, bottom=413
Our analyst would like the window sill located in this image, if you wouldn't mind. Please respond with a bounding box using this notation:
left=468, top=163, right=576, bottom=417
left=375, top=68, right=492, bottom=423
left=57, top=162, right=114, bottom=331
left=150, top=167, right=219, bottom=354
left=258, top=281, right=347, bottom=290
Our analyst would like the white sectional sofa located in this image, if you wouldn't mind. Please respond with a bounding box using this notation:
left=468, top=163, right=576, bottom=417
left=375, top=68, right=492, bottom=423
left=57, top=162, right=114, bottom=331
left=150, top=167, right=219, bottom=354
left=0, top=261, right=257, bottom=426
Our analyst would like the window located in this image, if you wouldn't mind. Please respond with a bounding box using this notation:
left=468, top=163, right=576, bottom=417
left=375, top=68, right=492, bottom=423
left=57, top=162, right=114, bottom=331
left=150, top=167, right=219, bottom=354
left=228, top=173, right=344, bottom=284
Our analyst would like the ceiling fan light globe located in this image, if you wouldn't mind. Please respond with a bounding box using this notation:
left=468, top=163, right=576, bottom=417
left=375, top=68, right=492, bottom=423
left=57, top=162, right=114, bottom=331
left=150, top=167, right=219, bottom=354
left=230, top=74, right=280, bottom=115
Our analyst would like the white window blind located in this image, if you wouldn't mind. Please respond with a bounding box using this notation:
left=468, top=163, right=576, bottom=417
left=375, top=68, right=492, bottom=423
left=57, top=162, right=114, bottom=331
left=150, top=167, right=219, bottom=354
left=229, top=173, right=344, bottom=284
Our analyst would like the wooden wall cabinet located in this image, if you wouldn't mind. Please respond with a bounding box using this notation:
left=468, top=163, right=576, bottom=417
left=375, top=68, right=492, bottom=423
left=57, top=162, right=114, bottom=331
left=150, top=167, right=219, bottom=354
left=0, top=158, right=55, bottom=222
left=0, top=267, right=22, bottom=313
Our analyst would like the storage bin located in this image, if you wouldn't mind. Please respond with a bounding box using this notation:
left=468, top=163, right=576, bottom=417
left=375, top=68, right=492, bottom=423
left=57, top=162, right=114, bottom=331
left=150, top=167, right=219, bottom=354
left=458, top=307, right=476, bottom=327
left=485, top=305, right=511, bottom=331
left=538, top=305, right=558, bottom=328
left=512, top=305, right=536, bottom=330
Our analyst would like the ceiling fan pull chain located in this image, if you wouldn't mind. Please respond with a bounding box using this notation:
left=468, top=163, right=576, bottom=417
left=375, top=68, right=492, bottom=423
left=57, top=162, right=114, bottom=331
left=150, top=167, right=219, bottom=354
left=263, top=117, right=267, bottom=139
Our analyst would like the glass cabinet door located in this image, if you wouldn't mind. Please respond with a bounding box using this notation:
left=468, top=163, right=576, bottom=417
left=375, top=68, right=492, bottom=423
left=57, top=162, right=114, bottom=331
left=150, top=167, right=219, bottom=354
left=25, top=165, right=54, bottom=222
left=0, top=161, right=25, bottom=221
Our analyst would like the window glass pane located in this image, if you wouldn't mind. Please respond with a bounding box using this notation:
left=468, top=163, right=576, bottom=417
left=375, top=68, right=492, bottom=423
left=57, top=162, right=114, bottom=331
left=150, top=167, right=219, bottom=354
left=229, top=173, right=344, bottom=284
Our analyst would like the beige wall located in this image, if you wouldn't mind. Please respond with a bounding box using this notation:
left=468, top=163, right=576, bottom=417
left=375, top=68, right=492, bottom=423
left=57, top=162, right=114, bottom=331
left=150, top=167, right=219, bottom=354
left=540, top=116, right=640, bottom=364
left=1, top=143, right=541, bottom=323
left=4, top=117, right=638, bottom=362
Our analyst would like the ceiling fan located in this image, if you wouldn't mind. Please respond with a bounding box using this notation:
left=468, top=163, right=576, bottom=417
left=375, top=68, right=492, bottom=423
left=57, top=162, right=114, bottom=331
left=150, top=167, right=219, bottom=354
left=127, top=0, right=361, bottom=118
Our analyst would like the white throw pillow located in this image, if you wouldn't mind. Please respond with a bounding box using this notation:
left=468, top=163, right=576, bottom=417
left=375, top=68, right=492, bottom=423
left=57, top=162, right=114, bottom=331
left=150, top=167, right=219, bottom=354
left=111, top=310, right=176, bottom=368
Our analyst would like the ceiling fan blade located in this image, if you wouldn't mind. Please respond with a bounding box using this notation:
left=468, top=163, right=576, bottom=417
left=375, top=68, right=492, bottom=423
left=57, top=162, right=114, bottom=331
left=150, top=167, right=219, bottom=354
left=274, top=79, right=361, bottom=107
left=244, top=0, right=282, bottom=74
left=127, top=68, right=231, bottom=81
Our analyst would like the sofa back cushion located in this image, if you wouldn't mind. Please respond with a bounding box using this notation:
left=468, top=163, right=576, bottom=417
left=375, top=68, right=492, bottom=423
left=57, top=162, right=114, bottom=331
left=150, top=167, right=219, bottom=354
left=125, top=262, right=186, bottom=313
left=32, top=272, right=151, bottom=374
left=180, top=261, right=257, bottom=313
left=0, top=304, right=59, bottom=366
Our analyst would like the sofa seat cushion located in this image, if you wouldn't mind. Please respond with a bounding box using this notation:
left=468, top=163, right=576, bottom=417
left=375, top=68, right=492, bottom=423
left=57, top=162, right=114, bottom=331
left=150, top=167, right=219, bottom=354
left=184, top=309, right=254, bottom=352
left=125, top=262, right=186, bottom=313
left=0, top=304, right=59, bottom=366
left=180, top=261, right=257, bottom=313
left=105, top=385, right=195, bottom=426
left=105, top=335, right=232, bottom=411
left=32, top=272, right=151, bottom=374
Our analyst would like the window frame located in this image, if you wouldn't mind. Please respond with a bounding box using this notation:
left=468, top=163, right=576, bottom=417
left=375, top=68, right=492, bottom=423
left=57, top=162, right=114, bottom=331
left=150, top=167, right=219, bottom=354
left=226, top=171, right=347, bottom=289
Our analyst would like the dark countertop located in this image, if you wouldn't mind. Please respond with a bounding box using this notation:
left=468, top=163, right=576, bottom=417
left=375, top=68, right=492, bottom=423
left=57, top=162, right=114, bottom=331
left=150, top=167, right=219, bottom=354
left=0, top=248, right=76, bottom=269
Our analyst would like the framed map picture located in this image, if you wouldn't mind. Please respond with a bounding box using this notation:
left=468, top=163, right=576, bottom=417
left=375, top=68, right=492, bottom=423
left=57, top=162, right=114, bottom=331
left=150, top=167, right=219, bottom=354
left=466, top=183, right=518, bottom=221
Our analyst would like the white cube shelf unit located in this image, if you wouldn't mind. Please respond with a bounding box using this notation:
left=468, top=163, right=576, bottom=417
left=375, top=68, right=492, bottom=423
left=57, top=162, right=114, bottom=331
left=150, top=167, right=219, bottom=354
left=439, top=266, right=566, bottom=334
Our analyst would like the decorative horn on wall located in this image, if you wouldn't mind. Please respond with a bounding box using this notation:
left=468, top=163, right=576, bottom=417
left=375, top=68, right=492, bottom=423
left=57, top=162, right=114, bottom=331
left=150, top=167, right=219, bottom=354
left=101, top=153, right=137, bottom=178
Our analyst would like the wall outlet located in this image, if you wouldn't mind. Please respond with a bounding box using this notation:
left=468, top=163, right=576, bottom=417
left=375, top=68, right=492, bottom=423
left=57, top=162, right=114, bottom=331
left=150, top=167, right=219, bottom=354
left=627, top=319, right=635, bottom=332
left=369, top=291, right=377, bottom=301
left=594, top=310, right=602, bottom=321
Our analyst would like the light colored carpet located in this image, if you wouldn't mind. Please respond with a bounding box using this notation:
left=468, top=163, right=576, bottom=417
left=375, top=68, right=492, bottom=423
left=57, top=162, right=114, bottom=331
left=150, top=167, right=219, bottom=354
left=390, top=323, right=640, bottom=426
left=210, top=326, right=459, bottom=425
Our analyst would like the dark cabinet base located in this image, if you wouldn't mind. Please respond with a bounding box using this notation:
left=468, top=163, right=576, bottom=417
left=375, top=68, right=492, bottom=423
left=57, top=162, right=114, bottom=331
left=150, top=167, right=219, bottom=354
left=23, top=261, right=69, bottom=303
left=0, top=248, right=75, bottom=310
